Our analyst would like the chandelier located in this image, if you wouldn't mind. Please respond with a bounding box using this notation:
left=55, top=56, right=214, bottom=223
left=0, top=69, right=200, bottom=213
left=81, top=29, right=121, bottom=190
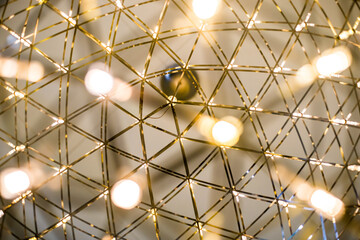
left=0, top=0, right=359, bottom=239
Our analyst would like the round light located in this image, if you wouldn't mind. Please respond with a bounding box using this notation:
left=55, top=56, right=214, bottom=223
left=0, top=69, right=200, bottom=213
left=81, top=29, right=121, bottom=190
left=295, top=64, right=318, bottom=87
left=109, top=79, right=132, bottom=101
left=111, top=179, right=141, bottom=209
left=27, top=61, right=44, bottom=82
left=310, top=189, right=344, bottom=219
left=315, top=46, right=352, bottom=76
left=1, top=58, right=18, bottom=78
left=211, top=116, right=243, bottom=146
left=192, top=0, right=219, bottom=20
left=1, top=169, right=30, bottom=199
left=85, top=63, right=114, bottom=96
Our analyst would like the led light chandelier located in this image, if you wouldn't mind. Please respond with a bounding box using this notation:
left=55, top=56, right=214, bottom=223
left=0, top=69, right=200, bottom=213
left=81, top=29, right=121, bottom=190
left=0, top=0, right=359, bottom=239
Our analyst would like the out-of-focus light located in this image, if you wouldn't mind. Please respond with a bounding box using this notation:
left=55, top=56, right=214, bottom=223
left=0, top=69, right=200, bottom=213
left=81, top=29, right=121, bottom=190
left=109, top=78, right=132, bottom=101
left=111, top=179, right=141, bottom=209
left=192, top=0, right=219, bottom=20
left=295, top=64, right=318, bottom=87
left=198, top=115, right=216, bottom=138
left=0, top=57, right=44, bottom=82
left=0, top=169, right=31, bottom=199
left=211, top=116, right=243, bottom=146
left=315, top=46, right=352, bottom=76
left=310, top=189, right=344, bottom=219
left=85, top=63, right=114, bottom=96
left=102, top=235, right=115, bottom=240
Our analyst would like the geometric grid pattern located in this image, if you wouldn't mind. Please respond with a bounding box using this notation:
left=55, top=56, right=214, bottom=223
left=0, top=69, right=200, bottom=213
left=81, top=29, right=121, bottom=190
left=0, top=0, right=359, bottom=239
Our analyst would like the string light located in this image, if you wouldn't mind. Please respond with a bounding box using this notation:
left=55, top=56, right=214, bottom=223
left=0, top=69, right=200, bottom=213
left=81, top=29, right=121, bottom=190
left=310, top=189, right=344, bottom=219
left=84, top=63, right=114, bottom=96
left=192, top=0, right=219, bottom=20
left=314, top=46, right=352, bottom=77
left=111, top=179, right=141, bottom=209
left=0, top=169, right=31, bottom=199
left=211, top=116, right=243, bottom=146
left=0, top=57, right=44, bottom=82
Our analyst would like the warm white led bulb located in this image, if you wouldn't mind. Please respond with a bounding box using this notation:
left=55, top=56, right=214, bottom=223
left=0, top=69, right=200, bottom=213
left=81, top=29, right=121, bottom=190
left=295, top=64, right=318, bottom=87
left=85, top=63, right=114, bottom=96
left=211, top=116, right=243, bottom=146
left=192, top=0, right=219, bottom=20
left=310, top=189, right=344, bottom=219
left=1, top=169, right=30, bottom=199
left=315, top=46, right=352, bottom=76
left=111, top=179, right=141, bottom=209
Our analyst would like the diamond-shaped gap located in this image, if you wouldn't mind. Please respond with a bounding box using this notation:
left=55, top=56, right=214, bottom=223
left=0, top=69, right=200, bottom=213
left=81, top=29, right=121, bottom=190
left=108, top=122, right=143, bottom=159
left=29, top=195, right=65, bottom=234
left=142, top=79, right=169, bottom=118
left=149, top=140, right=186, bottom=176
left=148, top=166, right=185, bottom=206
left=70, top=148, right=104, bottom=184
left=192, top=181, right=232, bottom=218
left=77, top=6, right=115, bottom=44
left=66, top=127, right=99, bottom=165
left=187, top=33, right=224, bottom=66
left=70, top=25, right=105, bottom=65
left=66, top=173, right=104, bottom=211
left=107, top=100, right=139, bottom=140
left=172, top=104, right=205, bottom=134
left=238, top=157, right=277, bottom=197
left=231, top=32, right=271, bottom=68
left=142, top=123, right=177, bottom=159
left=28, top=79, right=62, bottom=117
left=69, top=100, right=102, bottom=139
left=72, top=197, right=109, bottom=239
left=115, top=40, right=153, bottom=76
left=35, top=30, right=71, bottom=65
left=109, top=81, right=141, bottom=118
left=147, top=42, right=183, bottom=75
left=23, top=101, right=56, bottom=140
left=210, top=73, right=248, bottom=107
left=156, top=213, right=192, bottom=239
left=159, top=183, right=197, bottom=220
left=181, top=139, right=220, bottom=177
left=161, top=32, right=199, bottom=64
left=204, top=194, right=241, bottom=234
left=252, top=204, right=287, bottom=239
left=191, top=149, right=230, bottom=188
left=254, top=0, right=287, bottom=22
left=120, top=214, right=159, bottom=240
left=274, top=119, right=314, bottom=159
left=257, top=30, right=295, bottom=61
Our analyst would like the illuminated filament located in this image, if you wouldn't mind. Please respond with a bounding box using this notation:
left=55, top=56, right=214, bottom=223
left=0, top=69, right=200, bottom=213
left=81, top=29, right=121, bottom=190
left=211, top=116, right=243, bottom=146
left=111, top=179, right=141, bottom=209
left=0, top=169, right=31, bottom=199
left=84, top=63, right=114, bottom=96
left=0, top=57, right=44, bottom=82
left=315, top=46, right=352, bottom=77
left=192, top=0, right=219, bottom=20
left=310, top=189, right=344, bottom=219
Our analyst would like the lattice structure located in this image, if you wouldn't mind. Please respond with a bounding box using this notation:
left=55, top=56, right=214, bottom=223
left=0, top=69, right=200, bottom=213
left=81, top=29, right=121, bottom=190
left=0, top=0, right=359, bottom=239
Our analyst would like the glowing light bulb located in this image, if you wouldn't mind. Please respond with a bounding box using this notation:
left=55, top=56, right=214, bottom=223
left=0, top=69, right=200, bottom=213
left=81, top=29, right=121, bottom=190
left=315, top=46, right=352, bottom=76
left=85, top=63, right=114, bottom=96
left=310, top=189, right=344, bottom=219
left=111, top=179, right=141, bottom=209
left=192, top=0, right=219, bottom=20
left=211, top=116, right=243, bottom=146
left=295, top=64, right=318, bottom=87
left=27, top=61, right=44, bottom=82
left=109, top=78, right=132, bottom=101
left=1, top=169, right=30, bottom=199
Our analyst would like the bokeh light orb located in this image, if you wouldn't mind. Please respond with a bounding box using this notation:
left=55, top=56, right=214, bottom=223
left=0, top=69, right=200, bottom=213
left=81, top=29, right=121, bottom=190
left=211, top=116, right=243, bottom=146
left=85, top=63, right=114, bottom=96
left=310, top=189, right=344, bottom=219
left=160, top=67, right=198, bottom=100
left=192, top=0, right=219, bottom=20
left=295, top=64, right=318, bottom=87
left=111, top=179, right=141, bottom=209
left=0, top=169, right=31, bottom=199
left=315, top=46, right=352, bottom=76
